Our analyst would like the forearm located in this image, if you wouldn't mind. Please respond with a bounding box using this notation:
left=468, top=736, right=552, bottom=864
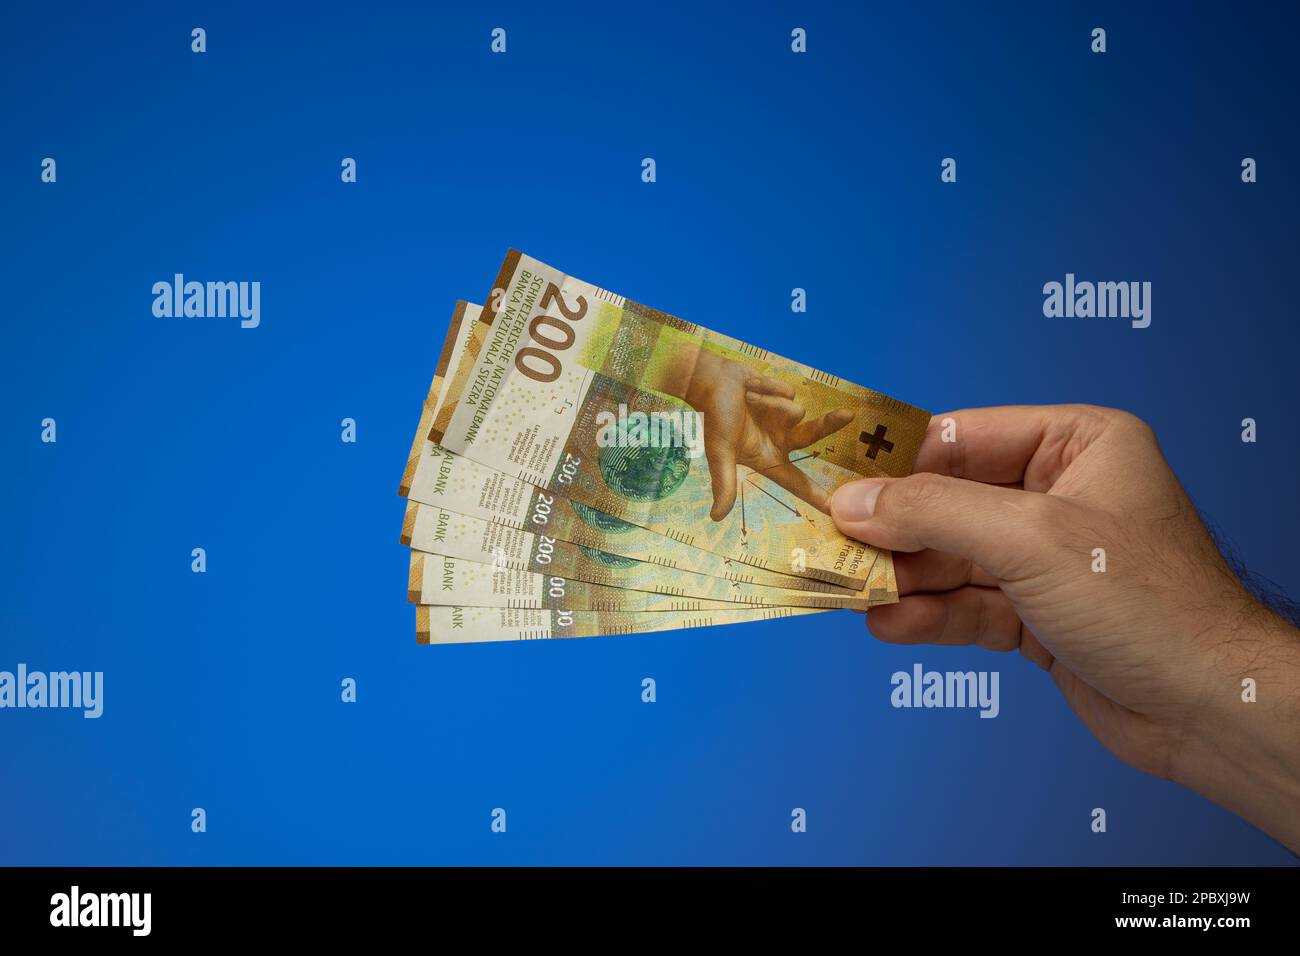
left=1172, top=611, right=1300, bottom=852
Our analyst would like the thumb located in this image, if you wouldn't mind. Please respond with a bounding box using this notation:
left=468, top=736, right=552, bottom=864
left=829, top=473, right=1055, bottom=581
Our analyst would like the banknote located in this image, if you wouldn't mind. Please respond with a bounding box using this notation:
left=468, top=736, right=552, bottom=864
left=430, top=251, right=930, bottom=587
left=417, top=604, right=828, bottom=644
left=401, top=501, right=888, bottom=609
left=409, top=551, right=772, bottom=611
left=401, top=301, right=891, bottom=599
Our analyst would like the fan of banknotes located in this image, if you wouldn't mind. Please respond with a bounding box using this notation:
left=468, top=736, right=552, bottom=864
left=399, top=251, right=931, bottom=644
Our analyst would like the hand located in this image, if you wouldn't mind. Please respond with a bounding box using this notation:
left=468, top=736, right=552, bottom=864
left=829, top=404, right=1300, bottom=852
left=650, top=344, right=854, bottom=520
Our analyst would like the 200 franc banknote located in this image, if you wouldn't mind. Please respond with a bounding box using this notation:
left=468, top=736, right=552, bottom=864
left=430, top=251, right=929, bottom=588
left=409, top=552, right=779, bottom=611
left=417, top=604, right=828, bottom=645
left=401, top=301, right=894, bottom=600
left=402, top=502, right=888, bottom=610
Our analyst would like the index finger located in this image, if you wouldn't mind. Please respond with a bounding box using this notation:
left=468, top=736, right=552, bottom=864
left=913, top=404, right=1111, bottom=490
left=744, top=376, right=796, bottom=399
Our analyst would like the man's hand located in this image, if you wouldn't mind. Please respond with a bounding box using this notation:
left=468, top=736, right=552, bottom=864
left=829, top=404, right=1300, bottom=852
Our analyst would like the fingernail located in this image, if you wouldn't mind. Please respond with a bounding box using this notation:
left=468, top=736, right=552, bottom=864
left=832, top=479, right=884, bottom=522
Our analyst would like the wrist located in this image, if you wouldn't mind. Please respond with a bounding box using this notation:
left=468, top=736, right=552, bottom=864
left=681, top=348, right=725, bottom=408
left=644, top=341, right=702, bottom=404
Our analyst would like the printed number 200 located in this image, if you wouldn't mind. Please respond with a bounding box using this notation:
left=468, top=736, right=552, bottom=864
left=514, top=282, right=589, bottom=384
left=556, top=454, right=580, bottom=485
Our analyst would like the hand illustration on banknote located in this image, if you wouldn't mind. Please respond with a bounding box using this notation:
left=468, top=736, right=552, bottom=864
left=644, top=341, right=856, bottom=520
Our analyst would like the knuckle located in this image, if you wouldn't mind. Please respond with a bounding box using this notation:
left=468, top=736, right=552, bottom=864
left=1004, top=494, right=1075, bottom=563
left=1105, top=408, right=1157, bottom=443
left=1025, top=490, right=1065, bottom=526
left=889, top=473, right=948, bottom=511
left=1042, top=497, right=1108, bottom=555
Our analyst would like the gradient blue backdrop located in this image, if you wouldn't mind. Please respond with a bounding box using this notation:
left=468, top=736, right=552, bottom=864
left=2, top=1, right=1297, bottom=865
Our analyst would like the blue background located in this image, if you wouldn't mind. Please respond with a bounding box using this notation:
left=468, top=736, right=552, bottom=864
left=2, top=1, right=1297, bottom=865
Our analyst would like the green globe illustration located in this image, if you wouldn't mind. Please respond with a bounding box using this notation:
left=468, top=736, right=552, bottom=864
left=579, top=544, right=641, bottom=569
left=597, top=419, right=690, bottom=502
left=571, top=500, right=639, bottom=534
